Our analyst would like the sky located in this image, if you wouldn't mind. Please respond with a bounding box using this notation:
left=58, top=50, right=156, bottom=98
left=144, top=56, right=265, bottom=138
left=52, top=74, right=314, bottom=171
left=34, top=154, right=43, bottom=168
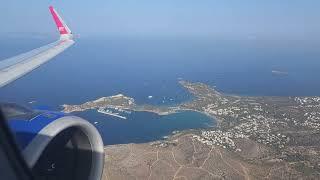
left=0, top=0, right=319, bottom=40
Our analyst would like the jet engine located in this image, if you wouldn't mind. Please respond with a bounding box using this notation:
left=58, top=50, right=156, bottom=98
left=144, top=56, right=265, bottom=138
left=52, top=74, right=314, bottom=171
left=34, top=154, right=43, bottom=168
left=0, top=103, right=104, bottom=180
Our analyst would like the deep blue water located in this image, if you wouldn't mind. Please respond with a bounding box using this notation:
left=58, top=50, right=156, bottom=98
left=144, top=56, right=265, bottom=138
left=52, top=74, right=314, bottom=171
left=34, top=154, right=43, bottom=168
left=1, top=37, right=320, bottom=144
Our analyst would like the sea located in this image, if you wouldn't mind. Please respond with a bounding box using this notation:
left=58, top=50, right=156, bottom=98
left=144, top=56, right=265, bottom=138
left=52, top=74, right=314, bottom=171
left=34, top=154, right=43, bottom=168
left=0, top=36, right=320, bottom=145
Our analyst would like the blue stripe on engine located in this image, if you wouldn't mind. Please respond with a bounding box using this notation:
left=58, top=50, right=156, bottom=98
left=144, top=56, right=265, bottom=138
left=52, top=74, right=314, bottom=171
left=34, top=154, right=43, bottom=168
left=8, top=111, right=66, bottom=150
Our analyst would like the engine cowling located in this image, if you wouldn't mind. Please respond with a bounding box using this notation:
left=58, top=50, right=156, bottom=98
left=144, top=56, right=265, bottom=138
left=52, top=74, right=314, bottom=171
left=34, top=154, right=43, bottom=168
left=2, top=103, right=104, bottom=180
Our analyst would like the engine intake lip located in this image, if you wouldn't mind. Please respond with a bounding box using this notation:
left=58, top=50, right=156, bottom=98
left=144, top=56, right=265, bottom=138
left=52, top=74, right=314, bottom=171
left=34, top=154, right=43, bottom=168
left=22, top=116, right=104, bottom=180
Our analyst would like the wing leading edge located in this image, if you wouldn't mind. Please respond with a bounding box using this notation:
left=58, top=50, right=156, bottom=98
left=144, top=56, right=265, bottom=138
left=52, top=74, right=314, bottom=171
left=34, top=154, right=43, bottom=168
left=0, top=6, right=74, bottom=88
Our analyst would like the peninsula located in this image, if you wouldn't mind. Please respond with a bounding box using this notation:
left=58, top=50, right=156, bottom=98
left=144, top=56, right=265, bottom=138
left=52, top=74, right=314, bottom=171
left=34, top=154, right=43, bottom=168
left=62, top=81, right=320, bottom=179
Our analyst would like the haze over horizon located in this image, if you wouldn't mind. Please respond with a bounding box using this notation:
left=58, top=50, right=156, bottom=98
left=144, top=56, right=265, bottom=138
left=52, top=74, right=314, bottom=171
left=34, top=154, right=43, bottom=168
left=0, top=0, right=319, bottom=41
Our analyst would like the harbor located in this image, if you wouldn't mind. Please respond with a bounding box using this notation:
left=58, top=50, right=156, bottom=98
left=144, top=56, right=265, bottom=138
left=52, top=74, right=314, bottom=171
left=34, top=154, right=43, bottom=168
left=97, top=108, right=127, bottom=119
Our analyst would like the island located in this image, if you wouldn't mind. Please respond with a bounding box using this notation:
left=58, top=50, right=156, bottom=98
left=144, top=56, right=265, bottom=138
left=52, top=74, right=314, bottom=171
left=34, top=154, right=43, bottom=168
left=62, top=94, right=178, bottom=116
left=62, top=81, right=320, bottom=179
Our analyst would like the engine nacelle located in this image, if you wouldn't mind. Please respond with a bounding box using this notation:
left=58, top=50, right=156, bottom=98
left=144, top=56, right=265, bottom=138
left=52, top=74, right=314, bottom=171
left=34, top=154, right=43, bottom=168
left=2, top=103, right=104, bottom=180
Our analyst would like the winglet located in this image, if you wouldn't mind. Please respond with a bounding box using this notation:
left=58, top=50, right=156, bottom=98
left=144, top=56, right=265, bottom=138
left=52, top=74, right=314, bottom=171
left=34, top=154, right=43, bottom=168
left=49, top=6, right=73, bottom=40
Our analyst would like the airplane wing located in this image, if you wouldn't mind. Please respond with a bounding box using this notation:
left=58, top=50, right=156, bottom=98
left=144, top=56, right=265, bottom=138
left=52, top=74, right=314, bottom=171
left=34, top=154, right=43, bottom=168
left=0, top=6, right=74, bottom=88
